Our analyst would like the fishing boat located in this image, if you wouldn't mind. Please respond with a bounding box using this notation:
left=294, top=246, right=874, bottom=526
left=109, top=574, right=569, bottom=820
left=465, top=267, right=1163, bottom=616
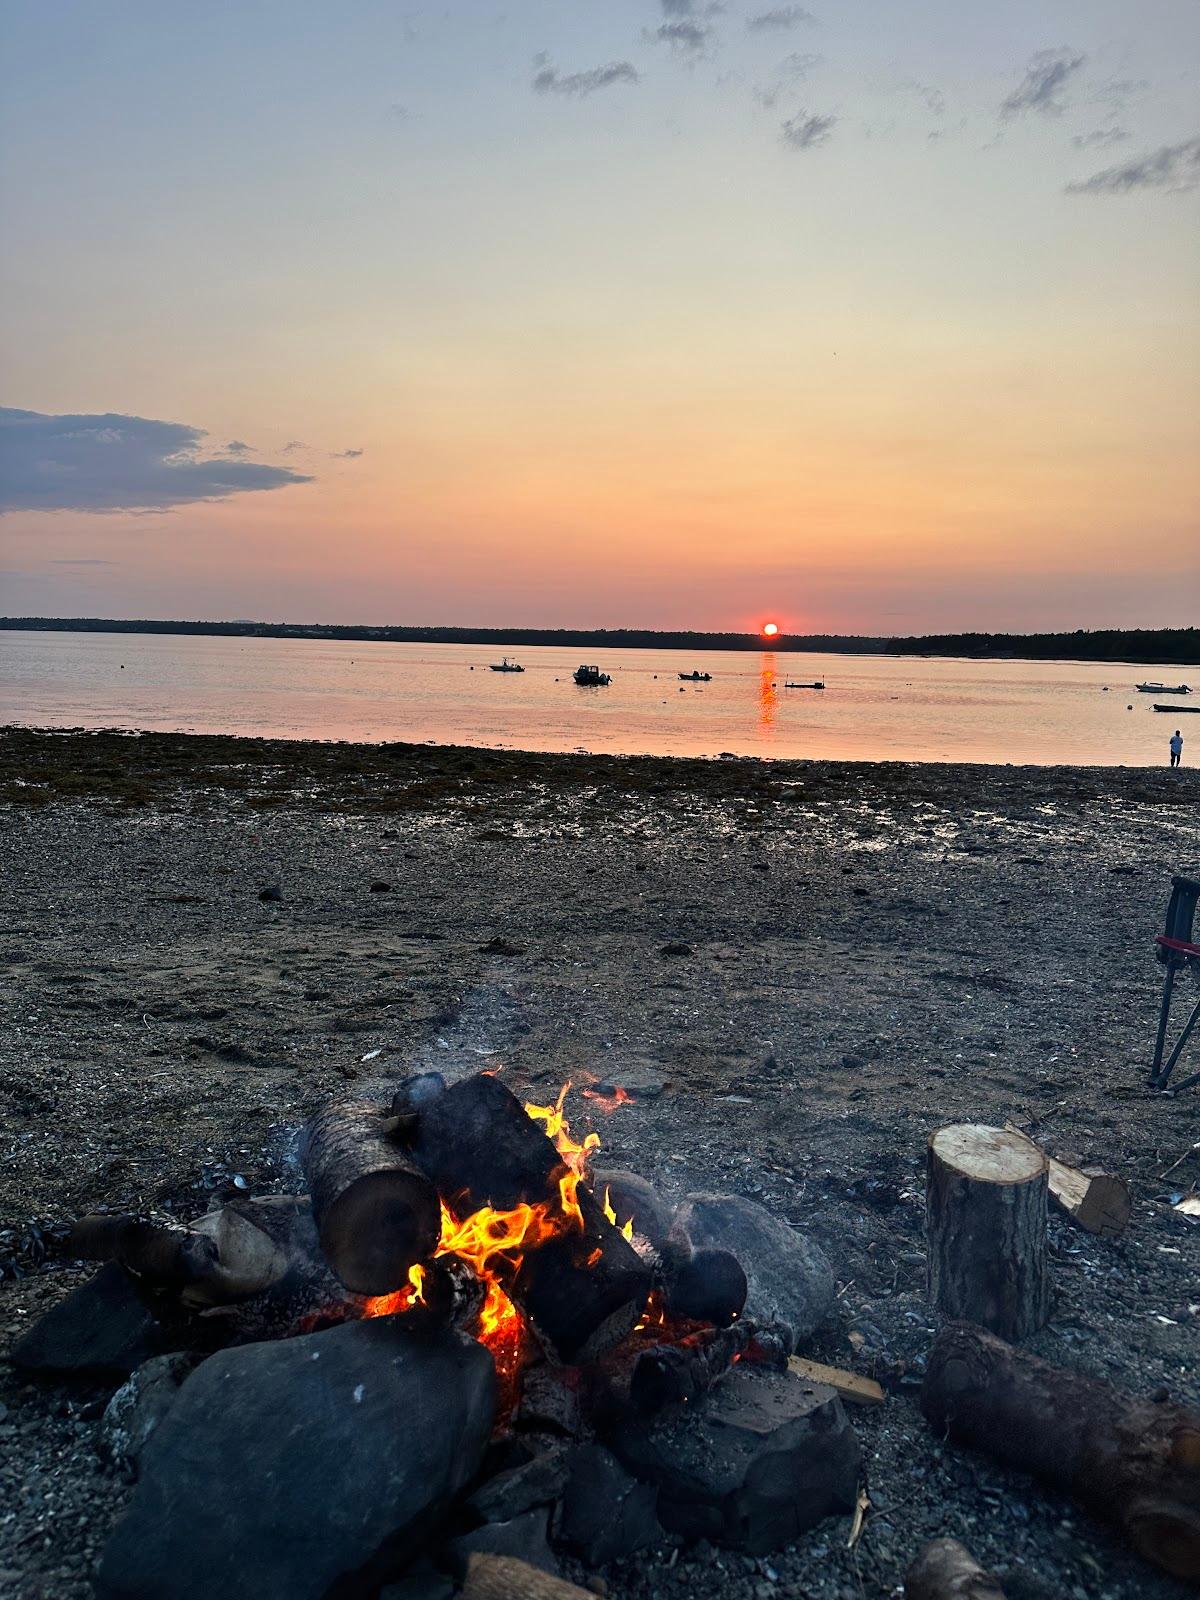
left=1154, top=704, right=1200, bottom=714
left=489, top=657, right=525, bottom=673
left=783, top=680, right=825, bottom=690
left=1136, top=682, right=1191, bottom=695
left=678, top=671, right=712, bottom=682
left=573, top=664, right=611, bottom=686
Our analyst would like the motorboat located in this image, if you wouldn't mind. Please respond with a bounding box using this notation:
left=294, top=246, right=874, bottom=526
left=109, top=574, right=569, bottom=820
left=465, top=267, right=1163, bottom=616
left=783, top=680, right=825, bottom=690
left=1137, top=682, right=1190, bottom=695
left=1154, top=703, right=1200, bottom=713
left=678, top=671, right=712, bottom=682
left=489, top=657, right=525, bottom=673
left=573, top=664, right=611, bottom=686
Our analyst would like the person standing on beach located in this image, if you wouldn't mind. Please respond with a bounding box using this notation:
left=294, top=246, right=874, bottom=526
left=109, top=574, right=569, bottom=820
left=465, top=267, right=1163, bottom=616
left=1170, top=730, right=1183, bottom=767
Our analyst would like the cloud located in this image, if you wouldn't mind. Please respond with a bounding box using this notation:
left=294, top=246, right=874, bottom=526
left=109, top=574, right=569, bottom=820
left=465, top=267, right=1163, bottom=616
left=532, top=60, right=640, bottom=97
left=1072, top=127, right=1129, bottom=150
left=281, top=440, right=307, bottom=454
left=781, top=110, right=835, bottom=149
left=0, top=407, right=312, bottom=513
left=747, top=6, right=816, bottom=32
left=224, top=439, right=252, bottom=455
left=649, top=20, right=712, bottom=54
left=1066, top=137, right=1200, bottom=195
left=1001, top=49, right=1085, bottom=118
left=333, top=447, right=365, bottom=459
left=754, top=51, right=822, bottom=108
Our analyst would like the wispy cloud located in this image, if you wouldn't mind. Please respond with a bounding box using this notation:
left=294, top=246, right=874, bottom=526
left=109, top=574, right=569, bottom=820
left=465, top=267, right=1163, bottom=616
left=332, top=447, right=365, bottom=459
left=1072, top=127, right=1129, bottom=151
left=754, top=51, right=822, bottom=108
left=747, top=6, right=816, bottom=32
left=649, top=20, right=713, bottom=55
left=224, top=440, right=252, bottom=456
left=1066, top=137, right=1200, bottom=195
left=0, top=407, right=311, bottom=513
left=781, top=111, right=835, bottom=150
left=532, top=59, right=640, bottom=98
left=281, top=440, right=306, bottom=454
left=1001, top=48, right=1085, bottom=119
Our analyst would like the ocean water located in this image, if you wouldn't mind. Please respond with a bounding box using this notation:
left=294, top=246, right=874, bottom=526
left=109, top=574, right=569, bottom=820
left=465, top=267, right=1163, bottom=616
left=0, top=629, right=1194, bottom=766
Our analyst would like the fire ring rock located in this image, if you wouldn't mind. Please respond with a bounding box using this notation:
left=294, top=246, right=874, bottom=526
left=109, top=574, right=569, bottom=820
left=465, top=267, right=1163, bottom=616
left=608, top=1365, right=860, bottom=1555
left=671, top=1193, right=834, bottom=1351
left=97, top=1317, right=496, bottom=1600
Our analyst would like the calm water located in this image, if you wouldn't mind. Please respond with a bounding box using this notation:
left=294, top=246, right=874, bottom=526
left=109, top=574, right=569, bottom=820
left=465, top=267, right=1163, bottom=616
left=0, top=629, right=1194, bottom=766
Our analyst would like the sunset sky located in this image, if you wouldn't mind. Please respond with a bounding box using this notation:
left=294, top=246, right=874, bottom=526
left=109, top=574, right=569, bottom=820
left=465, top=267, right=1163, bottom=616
left=1, top=1, right=1197, bottom=633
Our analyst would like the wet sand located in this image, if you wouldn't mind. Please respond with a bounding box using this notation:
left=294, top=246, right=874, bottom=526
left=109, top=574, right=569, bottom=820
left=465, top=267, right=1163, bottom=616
left=2, top=728, right=1198, bottom=1600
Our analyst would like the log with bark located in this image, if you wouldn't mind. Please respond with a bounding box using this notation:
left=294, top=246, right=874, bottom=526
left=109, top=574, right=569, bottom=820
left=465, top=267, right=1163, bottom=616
left=300, top=1098, right=441, bottom=1296
left=922, top=1321, right=1200, bottom=1584
left=408, top=1073, right=653, bottom=1362
left=905, top=1538, right=1007, bottom=1600
left=460, top=1554, right=593, bottom=1600
left=628, top=1319, right=762, bottom=1413
left=926, top=1124, right=1049, bottom=1341
left=1003, top=1123, right=1131, bottom=1239
left=67, top=1215, right=218, bottom=1291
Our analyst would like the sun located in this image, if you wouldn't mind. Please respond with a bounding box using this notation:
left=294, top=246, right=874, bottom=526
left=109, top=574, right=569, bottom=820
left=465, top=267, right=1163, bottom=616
left=762, top=621, right=779, bottom=638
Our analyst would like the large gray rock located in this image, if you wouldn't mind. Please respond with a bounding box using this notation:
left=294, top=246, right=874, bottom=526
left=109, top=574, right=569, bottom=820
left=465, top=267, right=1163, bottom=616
left=99, top=1353, right=197, bottom=1475
left=609, top=1365, right=859, bottom=1554
left=10, top=1264, right=162, bottom=1378
left=672, top=1193, right=834, bottom=1350
left=98, top=1318, right=496, bottom=1600
left=447, top=1509, right=558, bottom=1576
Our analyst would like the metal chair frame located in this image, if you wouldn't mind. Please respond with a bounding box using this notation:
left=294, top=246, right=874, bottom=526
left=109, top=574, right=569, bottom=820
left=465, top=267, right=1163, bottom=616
left=1148, top=874, right=1200, bottom=1093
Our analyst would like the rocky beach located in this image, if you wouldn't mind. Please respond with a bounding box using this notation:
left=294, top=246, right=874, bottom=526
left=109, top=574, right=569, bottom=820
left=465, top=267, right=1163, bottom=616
left=2, top=727, right=1198, bottom=1600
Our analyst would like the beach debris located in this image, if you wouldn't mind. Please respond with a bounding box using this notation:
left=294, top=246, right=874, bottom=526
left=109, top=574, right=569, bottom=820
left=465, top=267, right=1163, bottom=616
left=1175, top=1194, right=1200, bottom=1218
left=1004, top=1121, right=1131, bottom=1238
left=904, top=1536, right=1008, bottom=1600
left=926, top=1124, right=1049, bottom=1341
left=369, top=879, right=392, bottom=892
left=257, top=881, right=283, bottom=902
left=922, top=1320, right=1200, bottom=1584
left=787, top=1356, right=886, bottom=1407
left=659, top=941, right=692, bottom=957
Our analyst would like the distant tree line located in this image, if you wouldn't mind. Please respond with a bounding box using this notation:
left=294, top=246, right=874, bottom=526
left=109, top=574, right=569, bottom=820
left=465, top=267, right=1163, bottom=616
left=1, top=617, right=1195, bottom=664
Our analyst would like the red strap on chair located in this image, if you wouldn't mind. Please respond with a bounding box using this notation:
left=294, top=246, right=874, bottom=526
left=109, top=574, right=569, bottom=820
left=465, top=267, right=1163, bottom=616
left=1157, top=934, right=1200, bottom=958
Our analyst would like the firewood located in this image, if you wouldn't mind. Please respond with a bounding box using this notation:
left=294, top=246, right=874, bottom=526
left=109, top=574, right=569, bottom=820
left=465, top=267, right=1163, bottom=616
left=629, top=1319, right=760, bottom=1412
left=661, top=1245, right=747, bottom=1327
left=905, top=1537, right=1007, bottom=1600
left=410, top=1074, right=652, bottom=1362
left=787, top=1357, right=885, bottom=1407
left=922, top=1321, right=1200, bottom=1584
left=460, top=1553, right=593, bottom=1600
left=926, top=1124, right=1049, bottom=1341
left=1003, top=1123, right=1130, bottom=1238
left=301, top=1099, right=440, bottom=1296
left=67, top=1215, right=218, bottom=1290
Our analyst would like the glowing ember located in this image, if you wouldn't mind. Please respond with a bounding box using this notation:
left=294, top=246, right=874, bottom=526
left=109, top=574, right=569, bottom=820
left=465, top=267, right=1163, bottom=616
left=583, top=1085, right=635, bottom=1112
left=363, top=1261, right=427, bottom=1318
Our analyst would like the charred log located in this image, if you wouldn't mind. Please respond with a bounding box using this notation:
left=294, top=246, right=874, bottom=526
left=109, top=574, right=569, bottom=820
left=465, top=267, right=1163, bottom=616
left=922, top=1321, right=1200, bottom=1584
left=410, top=1072, right=561, bottom=1209
left=661, top=1246, right=747, bottom=1327
left=301, top=1099, right=441, bottom=1296
left=629, top=1319, right=761, bottom=1413
left=67, top=1215, right=218, bottom=1291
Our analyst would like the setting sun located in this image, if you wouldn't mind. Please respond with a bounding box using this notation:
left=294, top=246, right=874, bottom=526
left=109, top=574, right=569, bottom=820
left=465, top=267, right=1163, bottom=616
left=762, top=622, right=779, bottom=638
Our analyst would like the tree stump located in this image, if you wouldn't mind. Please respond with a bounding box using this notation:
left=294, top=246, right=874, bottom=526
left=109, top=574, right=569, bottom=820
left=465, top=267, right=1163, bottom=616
left=926, top=1124, right=1049, bottom=1341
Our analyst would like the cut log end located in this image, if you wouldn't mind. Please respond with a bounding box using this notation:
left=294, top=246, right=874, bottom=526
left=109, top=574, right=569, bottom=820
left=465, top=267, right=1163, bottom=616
left=318, top=1174, right=440, bottom=1297
left=931, top=1124, right=1045, bottom=1186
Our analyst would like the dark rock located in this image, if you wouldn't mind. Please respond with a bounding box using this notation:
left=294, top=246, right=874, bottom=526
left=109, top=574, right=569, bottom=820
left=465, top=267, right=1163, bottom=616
left=659, top=942, right=692, bottom=957
left=467, top=1447, right=567, bottom=1523
left=558, top=1444, right=661, bottom=1567
left=258, top=883, right=283, bottom=902
left=672, top=1194, right=834, bottom=1351
left=447, top=1509, right=558, bottom=1576
left=100, top=1353, right=197, bottom=1474
left=840, top=1054, right=866, bottom=1070
left=609, top=1366, right=859, bottom=1555
left=664, top=1247, right=747, bottom=1327
left=592, top=1063, right=667, bottom=1101
left=10, top=1264, right=162, bottom=1378
left=378, top=1563, right=455, bottom=1600
left=370, top=880, right=392, bottom=893
left=591, top=1169, right=673, bottom=1251
left=97, top=1318, right=496, bottom=1600
left=480, top=936, right=524, bottom=956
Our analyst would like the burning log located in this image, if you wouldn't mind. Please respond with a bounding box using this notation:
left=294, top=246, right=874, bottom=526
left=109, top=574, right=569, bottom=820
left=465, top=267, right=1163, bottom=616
left=409, top=1074, right=652, bottom=1362
left=301, top=1099, right=441, bottom=1296
left=661, top=1245, right=747, bottom=1327
left=629, top=1319, right=761, bottom=1413
left=905, top=1538, right=1007, bottom=1600
left=460, top=1555, right=594, bottom=1600
left=926, top=1124, right=1049, bottom=1341
left=922, top=1322, right=1200, bottom=1584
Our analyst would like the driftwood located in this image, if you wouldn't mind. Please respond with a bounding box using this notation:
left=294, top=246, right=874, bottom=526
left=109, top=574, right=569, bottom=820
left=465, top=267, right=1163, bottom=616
left=301, top=1099, right=440, bottom=1295
left=1003, top=1123, right=1131, bottom=1238
left=409, top=1074, right=652, bottom=1362
left=787, top=1356, right=885, bottom=1407
left=460, top=1554, right=593, bottom=1600
left=922, top=1321, right=1200, bottom=1584
left=905, top=1538, right=1007, bottom=1600
left=926, top=1124, right=1049, bottom=1341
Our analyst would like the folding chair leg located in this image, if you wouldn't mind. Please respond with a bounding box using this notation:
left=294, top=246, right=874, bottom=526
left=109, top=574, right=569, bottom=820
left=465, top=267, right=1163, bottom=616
left=1154, top=994, right=1200, bottom=1092
left=1148, top=966, right=1177, bottom=1087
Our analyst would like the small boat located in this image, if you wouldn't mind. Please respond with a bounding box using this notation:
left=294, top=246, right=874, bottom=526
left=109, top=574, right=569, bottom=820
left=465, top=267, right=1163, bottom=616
left=678, top=671, right=712, bottom=682
left=489, top=657, right=525, bottom=673
left=1137, top=682, right=1191, bottom=695
left=573, top=664, right=611, bottom=686
left=783, top=680, right=825, bottom=690
left=1154, top=703, right=1200, bottom=714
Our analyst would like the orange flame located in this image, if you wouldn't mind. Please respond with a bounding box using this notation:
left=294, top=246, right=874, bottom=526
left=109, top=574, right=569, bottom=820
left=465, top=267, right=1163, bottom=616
left=363, top=1261, right=427, bottom=1318
left=583, top=1085, right=635, bottom=1112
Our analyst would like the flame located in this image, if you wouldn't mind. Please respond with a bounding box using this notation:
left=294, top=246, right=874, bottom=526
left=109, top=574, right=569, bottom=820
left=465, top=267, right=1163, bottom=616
left=583, top=1085, right=635, bottom=1112
left=524, top=1081, right=600, bottom=1230
left=601, top=1185, right=635, bottom=1242
left=363, top=1261, right=427, bottom=1318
